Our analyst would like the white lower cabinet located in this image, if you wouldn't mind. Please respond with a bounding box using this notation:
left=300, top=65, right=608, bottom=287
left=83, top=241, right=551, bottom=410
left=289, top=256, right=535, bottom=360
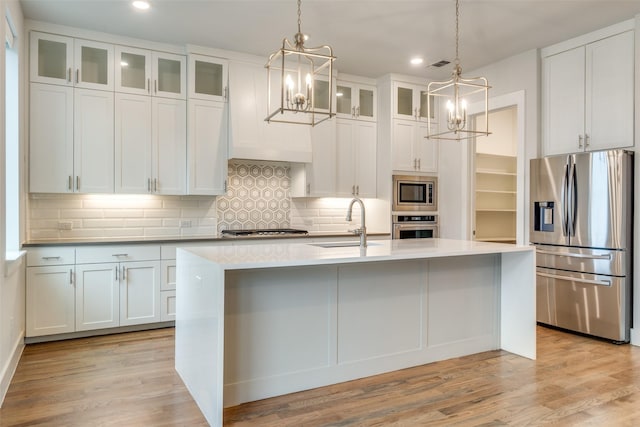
left=75, top=263, right=119, bottom=331
left=26, top=265, right=76, bottom=337
left=119, top=260, right=162, bottom=326
left=26, top=245, right=163, bottom=339
left=160, top=258, right=177, bottom=321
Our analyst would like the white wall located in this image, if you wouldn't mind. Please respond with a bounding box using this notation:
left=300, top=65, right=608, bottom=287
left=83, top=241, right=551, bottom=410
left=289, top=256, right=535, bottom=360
left=438, top=49, right=539, bottom=241
left=1, top=0, right=26, bottom=407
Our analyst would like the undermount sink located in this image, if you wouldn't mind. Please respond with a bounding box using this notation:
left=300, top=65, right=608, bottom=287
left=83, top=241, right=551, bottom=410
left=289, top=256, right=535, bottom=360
left=309, top=241, right=381, bottom=248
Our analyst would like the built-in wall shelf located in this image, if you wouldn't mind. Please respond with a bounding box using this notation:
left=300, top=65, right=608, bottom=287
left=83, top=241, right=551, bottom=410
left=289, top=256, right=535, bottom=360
left=474, top=150, right=517, bottom=244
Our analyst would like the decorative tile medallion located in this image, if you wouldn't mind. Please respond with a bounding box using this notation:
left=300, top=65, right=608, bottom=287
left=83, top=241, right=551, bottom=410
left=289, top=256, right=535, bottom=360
left=217, top=162, right=291, bottom=232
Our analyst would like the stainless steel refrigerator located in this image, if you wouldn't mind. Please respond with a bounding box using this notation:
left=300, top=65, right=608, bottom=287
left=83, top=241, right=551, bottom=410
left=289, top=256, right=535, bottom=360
left=530, top=149, right=633, bottom=342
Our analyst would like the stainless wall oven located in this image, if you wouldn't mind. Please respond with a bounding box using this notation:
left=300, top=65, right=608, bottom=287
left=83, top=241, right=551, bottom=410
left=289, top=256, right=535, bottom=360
left=392, top=175, right=437, bottom=212
left=392, top=215, right=439, bottom=239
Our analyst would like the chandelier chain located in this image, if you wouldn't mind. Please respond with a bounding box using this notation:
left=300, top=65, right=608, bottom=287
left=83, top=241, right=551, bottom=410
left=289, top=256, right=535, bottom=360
left=455, top=0, right=460, bottom=64
left=297, top=0, right=302, bottom=34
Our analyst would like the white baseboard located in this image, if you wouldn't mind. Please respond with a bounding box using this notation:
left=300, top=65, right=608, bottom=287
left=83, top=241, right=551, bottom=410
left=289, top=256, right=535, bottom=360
left=0, top=330, right=25, bottom=408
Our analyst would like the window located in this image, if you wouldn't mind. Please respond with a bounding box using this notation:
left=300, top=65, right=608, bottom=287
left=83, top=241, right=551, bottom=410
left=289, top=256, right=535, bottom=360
left=5, top=13, right=19, bottom=257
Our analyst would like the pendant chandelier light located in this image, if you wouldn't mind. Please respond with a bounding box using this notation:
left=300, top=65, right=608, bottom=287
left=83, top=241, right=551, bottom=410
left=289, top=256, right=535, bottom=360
left=265, top=0, right=336, bottom=126
left=427, top=0, right=490, bottom=141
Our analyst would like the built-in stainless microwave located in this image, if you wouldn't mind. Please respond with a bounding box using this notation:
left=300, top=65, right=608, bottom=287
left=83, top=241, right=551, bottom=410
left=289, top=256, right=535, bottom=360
left=392, top=175, right=437, bottom=212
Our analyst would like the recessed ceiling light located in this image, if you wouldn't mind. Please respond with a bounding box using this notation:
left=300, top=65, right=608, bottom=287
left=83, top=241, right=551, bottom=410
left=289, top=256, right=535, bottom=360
left=410, top=57, right=424, bottom=66
left=132, top=0, right=150, bottom=10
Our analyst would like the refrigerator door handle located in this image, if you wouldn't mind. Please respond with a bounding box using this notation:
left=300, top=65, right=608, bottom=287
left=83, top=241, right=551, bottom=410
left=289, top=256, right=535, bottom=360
left=568, top=161, right=577, bottom=237
left=535, top=249, right=612, bottom=260
left=536, top=271, right=611, bottom=287
left=561, top=163, right=569, bottom=236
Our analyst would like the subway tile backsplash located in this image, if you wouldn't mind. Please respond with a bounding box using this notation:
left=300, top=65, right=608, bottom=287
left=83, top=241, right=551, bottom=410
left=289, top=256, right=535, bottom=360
left=27, top=161, right=364, bottom=241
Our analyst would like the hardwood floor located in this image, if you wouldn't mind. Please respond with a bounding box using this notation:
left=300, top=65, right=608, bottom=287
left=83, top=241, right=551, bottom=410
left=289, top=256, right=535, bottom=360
left=2, top=326, right=640, bottom=426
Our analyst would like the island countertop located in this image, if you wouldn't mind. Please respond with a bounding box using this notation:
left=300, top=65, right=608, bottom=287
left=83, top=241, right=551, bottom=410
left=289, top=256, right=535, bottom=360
left=180, top=237, right=534, bottom=270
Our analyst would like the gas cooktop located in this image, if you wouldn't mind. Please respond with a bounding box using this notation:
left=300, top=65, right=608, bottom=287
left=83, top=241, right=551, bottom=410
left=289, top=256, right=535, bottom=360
left=220, top=228, right=309, bottom=238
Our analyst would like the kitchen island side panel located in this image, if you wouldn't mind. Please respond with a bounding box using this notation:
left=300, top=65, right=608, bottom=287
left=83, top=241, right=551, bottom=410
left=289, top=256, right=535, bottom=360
left=175, top=250, right=225, bottom=427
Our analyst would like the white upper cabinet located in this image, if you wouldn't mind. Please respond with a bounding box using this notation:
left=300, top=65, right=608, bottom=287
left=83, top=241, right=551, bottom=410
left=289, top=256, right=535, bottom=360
left=152, top=97, right=187, bottom=194
left=30, top=31, right=114, bottom=91
left=335, top=119, right=377, bottom=198
left=115, top=45, right=186, bottom=99
left=393, top=82, right=435, bottom=122
left=29, top=83, right=74, bottom=193
left=542, top=25, right=634, bottom=155
left=115, top=93, right=153, bottom=193
left=290, top=119, right=337, bottom=197
left=187, top=99, right=228, bottom=195
left=188, top=54, right=228, bottom=102
left=30, top=83, right=114, bottom=193
left=392, top=120, right=438, bottom=173
left=73, top=88, right=115, bottom=193
left=336, top=80, right=376, bottom=122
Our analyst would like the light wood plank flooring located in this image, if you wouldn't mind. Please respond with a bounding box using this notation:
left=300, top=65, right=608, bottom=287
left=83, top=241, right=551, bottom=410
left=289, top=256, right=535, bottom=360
left=2, top=326, right=640, bottom=426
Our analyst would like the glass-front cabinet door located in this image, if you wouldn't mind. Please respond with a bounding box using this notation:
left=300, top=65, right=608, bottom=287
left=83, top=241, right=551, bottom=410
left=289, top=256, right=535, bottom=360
left=153, top=52, right=186, bottom=100
left=30, top=32, right=113, bottom=90
left=30, top=32, right=74, bottom=85
left=115, top=46, right=152, bottom=95
left=74, top=39, right=113, bottom=91
left=188, top=54, right=228, bottom=102
left=393, top=82, right=434, bottom=122
left=336, top=81, right=376, bottom=121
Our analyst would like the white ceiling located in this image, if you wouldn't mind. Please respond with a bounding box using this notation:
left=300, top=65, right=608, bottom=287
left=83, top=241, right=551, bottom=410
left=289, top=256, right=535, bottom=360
left=18, top=0, right=640, bottom=80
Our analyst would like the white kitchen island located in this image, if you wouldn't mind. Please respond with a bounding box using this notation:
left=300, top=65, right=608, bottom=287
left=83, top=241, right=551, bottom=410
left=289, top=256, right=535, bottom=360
left=175, top=238, right=535, bottom=427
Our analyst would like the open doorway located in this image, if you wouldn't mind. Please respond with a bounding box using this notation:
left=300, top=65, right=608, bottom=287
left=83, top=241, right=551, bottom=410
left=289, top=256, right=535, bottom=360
left=467, top=91, right=525, bottom=245
left=472, top=106, right=517, bottom=243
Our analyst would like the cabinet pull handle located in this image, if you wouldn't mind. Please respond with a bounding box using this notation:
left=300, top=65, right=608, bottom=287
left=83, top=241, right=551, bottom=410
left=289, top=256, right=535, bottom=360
left=70, top=269, right=73, bottom=285
left=413, top=158, right=417, bottom=169
left=307, top=183, right=311, bottom=194
left=351, top=106, right=355, bottom=118
left=75, top=69, right=79, bottom=84
left=115, top=266, right=119, bottom=281
left=154, top=178, right=158, bottom=193
left=67, top=68, right=72, bottom=83
left=154, top=79, right=158, bottom=94
left=76, top=176, right=80, bottom=191
left=356, top=106, right=360, bottom=117
left=578, top=134, right=583, bottom=148
left=224, top=86, right=228, bottom=101
left=147, top=78, right=150, bottom=93
left=112, top=253, right=128, bottom=257
left=585, top=134, right=590, bottom=147
left=122, top=266, right=126, bottom=281
left=351, top=185, right=355, bottom=195
left=356, top=185, right=360, bottom=195
left=42, top=256, right=61, bottom=260
left=68, top=175, right=72, bottom=191
left=224, top=179, right=228, bottom=192
left=147, top=178, right=151, bottom=193
left=418, top=158, right=421, bottom=169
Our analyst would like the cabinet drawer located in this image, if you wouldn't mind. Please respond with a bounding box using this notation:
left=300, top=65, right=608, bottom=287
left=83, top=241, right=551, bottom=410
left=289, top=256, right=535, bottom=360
left=76, top=245, right=160, bottom=264
left=27, top=247, right=75, bottom=266
left=161, top=245, right=177, bottom=260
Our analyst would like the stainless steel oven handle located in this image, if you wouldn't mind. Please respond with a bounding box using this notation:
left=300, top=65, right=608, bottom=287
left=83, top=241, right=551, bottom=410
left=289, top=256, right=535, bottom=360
left=536, top=271, right=611, bottom=287
left=535, top=249, right=611, bottom=260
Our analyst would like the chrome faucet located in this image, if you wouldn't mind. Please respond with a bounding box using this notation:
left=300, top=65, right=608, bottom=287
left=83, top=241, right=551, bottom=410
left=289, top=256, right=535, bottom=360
left=346, top=197, right=367, bottom=247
